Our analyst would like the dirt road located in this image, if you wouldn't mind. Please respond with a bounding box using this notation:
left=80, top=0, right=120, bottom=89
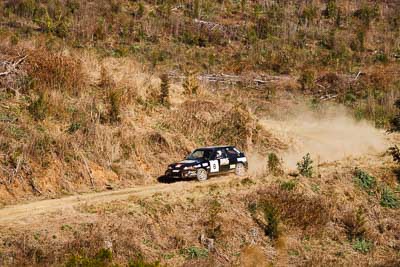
left=0, top=175, right=236, bottom=225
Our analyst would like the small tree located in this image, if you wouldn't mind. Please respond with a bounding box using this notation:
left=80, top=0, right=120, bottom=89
left=183, top=70, right=199, bottom=95
left=297, top=153, right=313, bottom=177
left=160, top=73, right=170, bottom=107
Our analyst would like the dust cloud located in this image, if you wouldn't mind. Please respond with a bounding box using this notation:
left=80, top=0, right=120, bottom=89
left=259, top=104, right=388, bottom=169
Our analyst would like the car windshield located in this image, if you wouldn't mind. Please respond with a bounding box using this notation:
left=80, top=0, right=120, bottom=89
left=186, top=149, right=212, bottom=160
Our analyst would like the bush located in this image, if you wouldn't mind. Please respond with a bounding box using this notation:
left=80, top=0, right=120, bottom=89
left=280, top=180, right=297, bottom=191
left=254, top=186, right=331, bottom=230
left=249, top=202, right=280, bottom=240
left=380, top=186, right=399, bottom=209
left=342, top=208, right=366, bottom=241
left=180, top=247, right=208, bottom=259
left=352, top=238, right=372, bottom=254
left=297, top=153, right=313, bottom=177
left=353, top=168, right=376, bottom=191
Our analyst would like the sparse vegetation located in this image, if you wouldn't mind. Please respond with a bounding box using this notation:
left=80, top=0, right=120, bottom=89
left=182, top=70, right=199, bottom=96
left=353, top=168, right=376, bottom=192
left=297, top=153, right=313, bottom=178
left=352, top=238, right=373, bottom=254
left=380, top=186, right=399, bottom=209
left=268, top=152, right=283, bottom=176
left=180, top=247, right=208, bottom=259
left=1, top=0, right=400, bottom=266
left=280, top=180, right=297, bottom=191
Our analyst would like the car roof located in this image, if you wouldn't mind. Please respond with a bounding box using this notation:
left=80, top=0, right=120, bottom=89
left=195, top=146, right=234, bottom=150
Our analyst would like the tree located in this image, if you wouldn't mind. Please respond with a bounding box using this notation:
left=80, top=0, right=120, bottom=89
left=160, top=73, right=170, bottom=107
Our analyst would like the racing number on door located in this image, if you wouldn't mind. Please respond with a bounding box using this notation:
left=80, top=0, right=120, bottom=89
left=209, top=160, right=219, bottom=173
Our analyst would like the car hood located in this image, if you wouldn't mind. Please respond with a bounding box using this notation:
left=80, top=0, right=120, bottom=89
left=169, top=159, right=204, bottom=169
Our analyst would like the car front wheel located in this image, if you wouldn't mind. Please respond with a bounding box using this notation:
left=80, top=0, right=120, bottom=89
left=196, top=168, right=208, bottom=181
left=235, top=163, right=246, bottom=176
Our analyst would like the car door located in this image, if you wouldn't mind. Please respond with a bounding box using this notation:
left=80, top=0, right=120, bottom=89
left=208, top=149, right=228, bottom=174
left=226, top=147, right=240, bottom=171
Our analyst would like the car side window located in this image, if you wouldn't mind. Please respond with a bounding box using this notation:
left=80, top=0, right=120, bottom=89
left=213, top=149, right=227, bottom=160
left=226, top=148, right=239, bottom=158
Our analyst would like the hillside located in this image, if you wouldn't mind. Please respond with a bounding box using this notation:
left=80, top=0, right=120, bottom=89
left=0, top=0, right=400, bottom=266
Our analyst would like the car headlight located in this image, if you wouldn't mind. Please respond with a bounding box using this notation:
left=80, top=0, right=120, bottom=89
left=168, top=166, right=172, bottom=170
left=184, top=166, right=195, bottom=170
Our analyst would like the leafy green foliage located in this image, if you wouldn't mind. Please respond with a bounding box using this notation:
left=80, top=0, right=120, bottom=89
left=353, top=169, right=376, bottom=191
left=249, top=202, right=280, bottom=240
left=280, top=180, right=297, bottom=191
left=297, top=153, right=313, bottom=177
left=352, top=238, right=373, bottom=254
left=380, top=187, right=399, bottom=209
left=180, top=247, right=208, bottom=259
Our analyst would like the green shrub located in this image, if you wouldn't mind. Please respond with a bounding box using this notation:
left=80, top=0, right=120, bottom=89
left=250, top=202, right=280, bottom=240
left=260, top=203, right=280, bottom=239
left=297, top=153, right=313, bottom=177
left=353, top=169, right=376, bottom=191
left=352, top=238, right=372, bottom=254
left=380, top=187, right=399, bottom=208
left=280, top=180, right=296, bottom=191
left=180, top=246, right=208, bottom=259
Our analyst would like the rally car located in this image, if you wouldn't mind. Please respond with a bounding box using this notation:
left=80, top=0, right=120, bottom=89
left=164, top=146, right=248, bottom=181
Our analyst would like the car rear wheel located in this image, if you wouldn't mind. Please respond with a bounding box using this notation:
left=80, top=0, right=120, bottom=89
left=235, top=163, right=246, bottom=176
left=196, top=168, right=208, bottom=181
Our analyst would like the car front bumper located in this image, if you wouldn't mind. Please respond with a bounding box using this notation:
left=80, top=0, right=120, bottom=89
left=165, top=169, right=197, bottom=178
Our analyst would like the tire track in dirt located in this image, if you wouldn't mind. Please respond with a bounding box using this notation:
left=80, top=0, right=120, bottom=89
left=0, top=175, right=237, bottom=225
